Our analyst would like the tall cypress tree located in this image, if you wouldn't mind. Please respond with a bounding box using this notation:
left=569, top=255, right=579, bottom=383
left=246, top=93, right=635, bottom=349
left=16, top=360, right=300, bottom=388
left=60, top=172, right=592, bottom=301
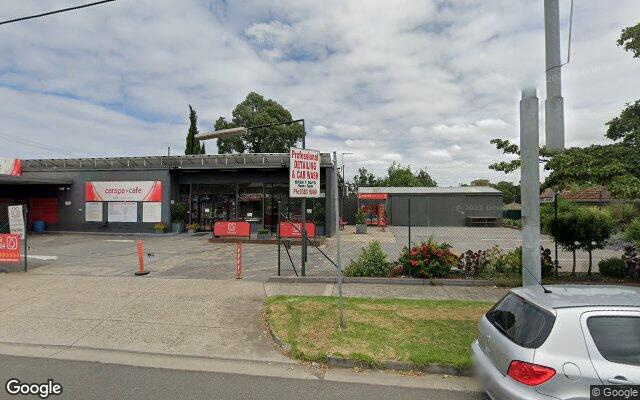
left=185, top=105, right=205, bottom=155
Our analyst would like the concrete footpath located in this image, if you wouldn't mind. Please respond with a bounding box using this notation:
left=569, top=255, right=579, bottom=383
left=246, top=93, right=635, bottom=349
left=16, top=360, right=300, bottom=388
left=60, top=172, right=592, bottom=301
left=0, top=273, right=504, bottom=392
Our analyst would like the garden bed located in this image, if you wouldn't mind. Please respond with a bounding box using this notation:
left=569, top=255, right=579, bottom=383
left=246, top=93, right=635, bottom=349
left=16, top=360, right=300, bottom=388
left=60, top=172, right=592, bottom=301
left=265, top=296, right=492, bottom=371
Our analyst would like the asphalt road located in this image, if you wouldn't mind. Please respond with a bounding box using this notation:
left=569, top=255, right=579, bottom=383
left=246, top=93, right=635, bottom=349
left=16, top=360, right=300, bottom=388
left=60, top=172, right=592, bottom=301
left=0, top=354, right=485, bottom=400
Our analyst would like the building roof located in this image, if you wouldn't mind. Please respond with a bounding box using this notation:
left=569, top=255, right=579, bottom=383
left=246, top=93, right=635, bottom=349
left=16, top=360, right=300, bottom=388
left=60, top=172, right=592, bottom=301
left=21, top=153, right=333, bottom=172
left=358, top=186, right=502, bottom=195
left=540, top=186, right=611, bottom=203
left=0, top=175, right=73, bottom=185
left=514, top=285, right=640, bottom=311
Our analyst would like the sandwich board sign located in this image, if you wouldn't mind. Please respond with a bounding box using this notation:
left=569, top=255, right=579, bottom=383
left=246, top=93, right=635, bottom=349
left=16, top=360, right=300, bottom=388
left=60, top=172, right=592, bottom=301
left=289, top=148, right=321, bottom=198
left=8, top=205, right=25, bottom=239
left=0, top=234, right=21, bottom=262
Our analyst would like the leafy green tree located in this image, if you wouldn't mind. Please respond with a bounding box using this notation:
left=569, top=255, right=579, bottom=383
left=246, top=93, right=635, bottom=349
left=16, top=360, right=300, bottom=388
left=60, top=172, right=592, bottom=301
left=470, top=179, right=492, bottom=187
left=416, top=168, right=437, bottom=187
left=381, top=162, right=421, bottom=187
left=490, top=22, right=640, bottom=199
left=353, top=167, right=379, bottom=188
left=548, top=209, right=584, bottom=277
left=495, top=181, right=521, bottom=204
left=215, top=92, right=303, bottom=153
left=578, top=207, right=616, bottom=275
left=185, top=105, right=205, bottom=155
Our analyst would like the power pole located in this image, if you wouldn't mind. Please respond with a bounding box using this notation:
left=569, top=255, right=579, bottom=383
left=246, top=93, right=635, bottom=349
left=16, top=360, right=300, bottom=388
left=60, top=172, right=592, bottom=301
left=544, top=0, right=565, bottom=152
left=520, top=89, right=542, bottom=286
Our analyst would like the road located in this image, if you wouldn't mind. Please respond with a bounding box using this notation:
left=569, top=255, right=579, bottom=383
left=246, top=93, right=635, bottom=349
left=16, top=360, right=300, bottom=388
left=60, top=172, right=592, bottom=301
left=0, top=354, right=485, bottom=400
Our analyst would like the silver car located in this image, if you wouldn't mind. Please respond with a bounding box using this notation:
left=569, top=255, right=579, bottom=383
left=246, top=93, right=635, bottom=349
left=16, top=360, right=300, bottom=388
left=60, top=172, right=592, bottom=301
left=472, top=284, right=640, bottom=400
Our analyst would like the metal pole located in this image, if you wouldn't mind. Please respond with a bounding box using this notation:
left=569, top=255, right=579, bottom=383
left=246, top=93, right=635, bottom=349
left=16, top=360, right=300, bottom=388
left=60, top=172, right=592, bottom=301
left=520, top=88, right=542, bottom=286
left=544, top=0, right=565, bottom=152
left=333, top=152, right=344, bottom=330
left=407, top=197, right=411, bottom=249
left=301, top=120, right=307, bottom=276
left=23, top=206, right=28, bottom=273
left=554, top=190, right=559, bottom=278
left=277, top=200, right=281, bottom=277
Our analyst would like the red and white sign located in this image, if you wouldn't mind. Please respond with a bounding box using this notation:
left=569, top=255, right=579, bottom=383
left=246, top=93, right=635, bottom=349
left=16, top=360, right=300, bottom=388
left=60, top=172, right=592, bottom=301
left=289, top=148, right=320, bottom=198
left=0, top=158, right=21, bottom=176
left=279, top=222, right=316, bottom=238
left=213, top=221, right=251, bottom=237
left=357, top=193, right=388, bottom=200
left=85, top=181, right=162, bottom=202
left=0, top=234, right=21, bottom=262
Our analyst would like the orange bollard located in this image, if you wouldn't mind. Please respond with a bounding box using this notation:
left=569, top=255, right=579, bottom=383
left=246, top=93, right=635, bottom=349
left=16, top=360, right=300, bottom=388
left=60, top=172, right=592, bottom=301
left=235, top=242, right=242, bottom=279
left=135, top=239, right=149, bottom=276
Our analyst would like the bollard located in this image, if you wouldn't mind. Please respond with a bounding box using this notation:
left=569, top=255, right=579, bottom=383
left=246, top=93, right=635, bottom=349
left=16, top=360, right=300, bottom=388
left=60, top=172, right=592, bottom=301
left=135, top=239, right=149, bottom=276
left=235, top=242, right=242, bottom=279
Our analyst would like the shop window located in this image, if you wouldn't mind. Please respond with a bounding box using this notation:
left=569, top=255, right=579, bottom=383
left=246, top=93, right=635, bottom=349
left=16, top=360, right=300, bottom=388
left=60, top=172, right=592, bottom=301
left=238, top=183, right=263, bottom=223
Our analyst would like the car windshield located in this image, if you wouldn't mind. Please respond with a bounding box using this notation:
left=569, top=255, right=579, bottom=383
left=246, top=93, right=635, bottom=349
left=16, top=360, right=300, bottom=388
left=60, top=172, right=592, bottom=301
left=587, top=316, right=640, bottom=366
left=486, top=293, right=556, bottom=348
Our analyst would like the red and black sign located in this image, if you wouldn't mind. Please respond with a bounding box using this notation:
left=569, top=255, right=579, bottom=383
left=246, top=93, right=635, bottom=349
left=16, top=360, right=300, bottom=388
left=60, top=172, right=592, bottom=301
left=0, top=234, right=21, bottom=262
left=213, top=221, right=251, bottom=237
left=357, top=193, right=388, bottom=200
left=279, top=222, right=315, bottom=238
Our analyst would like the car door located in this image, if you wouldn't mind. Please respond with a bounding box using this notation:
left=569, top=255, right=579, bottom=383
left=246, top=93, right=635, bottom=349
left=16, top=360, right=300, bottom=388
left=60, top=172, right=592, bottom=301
left=581, top=310, right=640, bottom=385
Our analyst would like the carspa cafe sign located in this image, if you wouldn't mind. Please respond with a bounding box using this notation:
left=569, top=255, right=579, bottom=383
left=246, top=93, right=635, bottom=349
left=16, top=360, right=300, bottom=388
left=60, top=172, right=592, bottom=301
left=289, top=148, right=320, bottom=198
left=85, top=181, right=162, bottom=202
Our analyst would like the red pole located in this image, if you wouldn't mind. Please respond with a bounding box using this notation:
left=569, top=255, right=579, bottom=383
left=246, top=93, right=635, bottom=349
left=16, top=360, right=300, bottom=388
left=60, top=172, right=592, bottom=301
left=135, top=239, right=149, bottom=276
left=236, top=242, right=242, bottom=279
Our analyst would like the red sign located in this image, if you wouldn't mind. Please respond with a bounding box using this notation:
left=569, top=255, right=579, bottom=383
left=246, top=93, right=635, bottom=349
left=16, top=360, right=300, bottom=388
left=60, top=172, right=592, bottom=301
left=378, top=204, right=387, bottom=226
left=279, top=222, right=316, bottom=238
left=357, top=193, right=388, bottom=200
left=213, top=221, right=251, bottom=237
left=0, top=234, right=21, bottom=262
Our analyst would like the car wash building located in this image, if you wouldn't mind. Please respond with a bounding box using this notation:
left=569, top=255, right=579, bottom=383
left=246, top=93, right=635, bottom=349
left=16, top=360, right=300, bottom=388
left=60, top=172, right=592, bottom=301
left=0, top=154, right=337, bottom=235
left=347, top=186, right=503, bottom=227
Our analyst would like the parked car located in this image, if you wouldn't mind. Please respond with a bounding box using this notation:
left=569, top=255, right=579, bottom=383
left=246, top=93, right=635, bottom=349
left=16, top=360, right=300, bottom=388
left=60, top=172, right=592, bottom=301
left=472, top=284, right=640, bottom=400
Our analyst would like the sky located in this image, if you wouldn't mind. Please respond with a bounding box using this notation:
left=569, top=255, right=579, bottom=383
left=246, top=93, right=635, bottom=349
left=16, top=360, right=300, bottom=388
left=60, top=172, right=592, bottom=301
left=0, top=0, right=639, bottom=186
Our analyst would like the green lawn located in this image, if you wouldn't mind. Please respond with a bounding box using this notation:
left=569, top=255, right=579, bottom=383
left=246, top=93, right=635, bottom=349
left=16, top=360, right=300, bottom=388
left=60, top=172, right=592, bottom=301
left=265, top=296, right=492, bottom=370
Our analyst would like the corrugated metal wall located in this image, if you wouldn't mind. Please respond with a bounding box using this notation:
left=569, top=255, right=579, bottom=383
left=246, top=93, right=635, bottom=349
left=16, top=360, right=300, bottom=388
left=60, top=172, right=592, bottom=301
left=388, top=194, right=502, bottom=226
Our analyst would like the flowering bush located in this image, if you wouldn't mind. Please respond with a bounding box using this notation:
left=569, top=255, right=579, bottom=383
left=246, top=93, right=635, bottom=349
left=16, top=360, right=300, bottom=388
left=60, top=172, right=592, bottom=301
left=397, top=237, right=460, bottom=278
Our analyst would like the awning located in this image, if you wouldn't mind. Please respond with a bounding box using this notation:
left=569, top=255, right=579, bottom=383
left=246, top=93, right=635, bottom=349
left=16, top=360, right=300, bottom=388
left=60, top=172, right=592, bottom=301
left=0, top=175, right=73, bottom=185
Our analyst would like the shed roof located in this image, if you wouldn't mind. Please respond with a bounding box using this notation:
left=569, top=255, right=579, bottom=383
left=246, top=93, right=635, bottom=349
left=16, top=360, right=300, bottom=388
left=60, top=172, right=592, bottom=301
left=358, top=186, right=501, bottom=195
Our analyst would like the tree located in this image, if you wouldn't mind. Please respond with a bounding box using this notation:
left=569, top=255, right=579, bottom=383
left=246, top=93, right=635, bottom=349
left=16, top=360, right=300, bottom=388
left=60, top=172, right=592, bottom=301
left=470, top=179, right=492, bottom=187
left=382, top=162, right=421, bottom=187
left=579, top=207, right=616, bottom=275
left=185, top=105, right=205, bottom=155
left=215, top=92, right=304, bottom=153
left=548, top=208, right=584, bottom=277
left=353, top=167, right=379, bottom=188
left=416, top=168, right=437, bottom=187
left=489, top=22, right=640, bottom=199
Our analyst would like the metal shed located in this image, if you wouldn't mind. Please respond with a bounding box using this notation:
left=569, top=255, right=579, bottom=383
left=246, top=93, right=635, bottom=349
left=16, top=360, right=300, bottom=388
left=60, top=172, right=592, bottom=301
left=357, top=186, right=503, bottom=227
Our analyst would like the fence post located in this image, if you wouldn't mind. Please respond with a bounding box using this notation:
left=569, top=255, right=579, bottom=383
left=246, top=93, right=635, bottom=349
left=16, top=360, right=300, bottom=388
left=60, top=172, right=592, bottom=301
left=301, top=198, right=306, bottom=277
left=277, top=200, right=281, bottom=276
left=333, top=152, right=344, bottom=330
left=407, top=197, right=411, bottom=249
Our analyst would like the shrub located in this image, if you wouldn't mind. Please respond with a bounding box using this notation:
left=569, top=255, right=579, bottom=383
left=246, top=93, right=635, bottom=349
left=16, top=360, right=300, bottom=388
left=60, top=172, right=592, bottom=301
left=459, top=246, right=555, bottom=279
left=502, top=218, right=522, bottom=229
left=624, top=218, right=640, bottom=247
left=355, top=209, right=367, bottom=225
left=344, top=241, right=392, bottom=277
left=459, top=249, right=487, bottom=276
left=623, top=246, right=640, bottom=280
left=398, top=237, right=459, bottom=278
left=607, top=202, right=638, bottom=229
left=154, top=222, right=168, bottom=232
left=578, top=207, right=617, bottom=275
left=599, top=257, right=627, bottom=278
left=171, top=203, right=188, bottom=223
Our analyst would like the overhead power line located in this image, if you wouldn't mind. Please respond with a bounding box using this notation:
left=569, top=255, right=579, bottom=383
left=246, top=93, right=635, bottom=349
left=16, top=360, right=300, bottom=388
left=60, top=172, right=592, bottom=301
left=0, top=0, right=117, bottom=26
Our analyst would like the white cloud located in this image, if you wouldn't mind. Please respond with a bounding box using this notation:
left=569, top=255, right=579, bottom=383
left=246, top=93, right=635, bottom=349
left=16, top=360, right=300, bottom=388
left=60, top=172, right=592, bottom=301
left=1, top=0, right=639, bottom=186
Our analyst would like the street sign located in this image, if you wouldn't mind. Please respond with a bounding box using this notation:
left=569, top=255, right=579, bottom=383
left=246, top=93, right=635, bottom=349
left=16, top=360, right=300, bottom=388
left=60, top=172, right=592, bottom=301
left=0, top=234, right=21, bottom=262
left=8, top=205, right=25, bottom=239
left=289, top=148, right=321, bottom=198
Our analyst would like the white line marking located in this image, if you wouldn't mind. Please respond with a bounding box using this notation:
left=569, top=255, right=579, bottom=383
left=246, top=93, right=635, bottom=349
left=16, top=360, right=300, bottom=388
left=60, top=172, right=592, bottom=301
left=104, top=239, right=135, bottom=243
left=27, top=255, right=58, bottom=260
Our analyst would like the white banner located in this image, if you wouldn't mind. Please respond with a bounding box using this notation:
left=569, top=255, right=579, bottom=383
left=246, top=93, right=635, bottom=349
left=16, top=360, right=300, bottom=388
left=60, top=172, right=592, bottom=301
left=0, top=158, right=21, bottom=176
left=108, top=202, right=138, bottom=223
left=85, top=181, right=162, bottom=202
left=8, top=205, right=25, bottom=239
left=289, top=148, right=321, bottom=198
left=85, top=202, right=103, bottom=222
left=142, top=202, right=162, bottom=223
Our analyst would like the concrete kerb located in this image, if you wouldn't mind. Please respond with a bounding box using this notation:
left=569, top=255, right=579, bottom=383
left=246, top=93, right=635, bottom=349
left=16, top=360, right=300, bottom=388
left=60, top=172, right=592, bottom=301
left=266, top=319, right=472, bottom=377
left=268, top=276, right=496, bottom=287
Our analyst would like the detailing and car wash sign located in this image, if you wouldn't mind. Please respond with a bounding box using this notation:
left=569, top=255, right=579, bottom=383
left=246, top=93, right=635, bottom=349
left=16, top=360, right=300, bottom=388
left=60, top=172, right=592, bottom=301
left=0, top=234, right=21, bottom=262
left=289, top=148, right=320, bottom=198
left=0, top=158, right=21, bottom=176
left=85, top=181, right=162, bottom=202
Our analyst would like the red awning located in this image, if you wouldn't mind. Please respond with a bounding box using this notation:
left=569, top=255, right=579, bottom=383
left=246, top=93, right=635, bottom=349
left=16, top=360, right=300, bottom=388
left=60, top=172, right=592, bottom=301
left=357, top=193, right=388, bottom=200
